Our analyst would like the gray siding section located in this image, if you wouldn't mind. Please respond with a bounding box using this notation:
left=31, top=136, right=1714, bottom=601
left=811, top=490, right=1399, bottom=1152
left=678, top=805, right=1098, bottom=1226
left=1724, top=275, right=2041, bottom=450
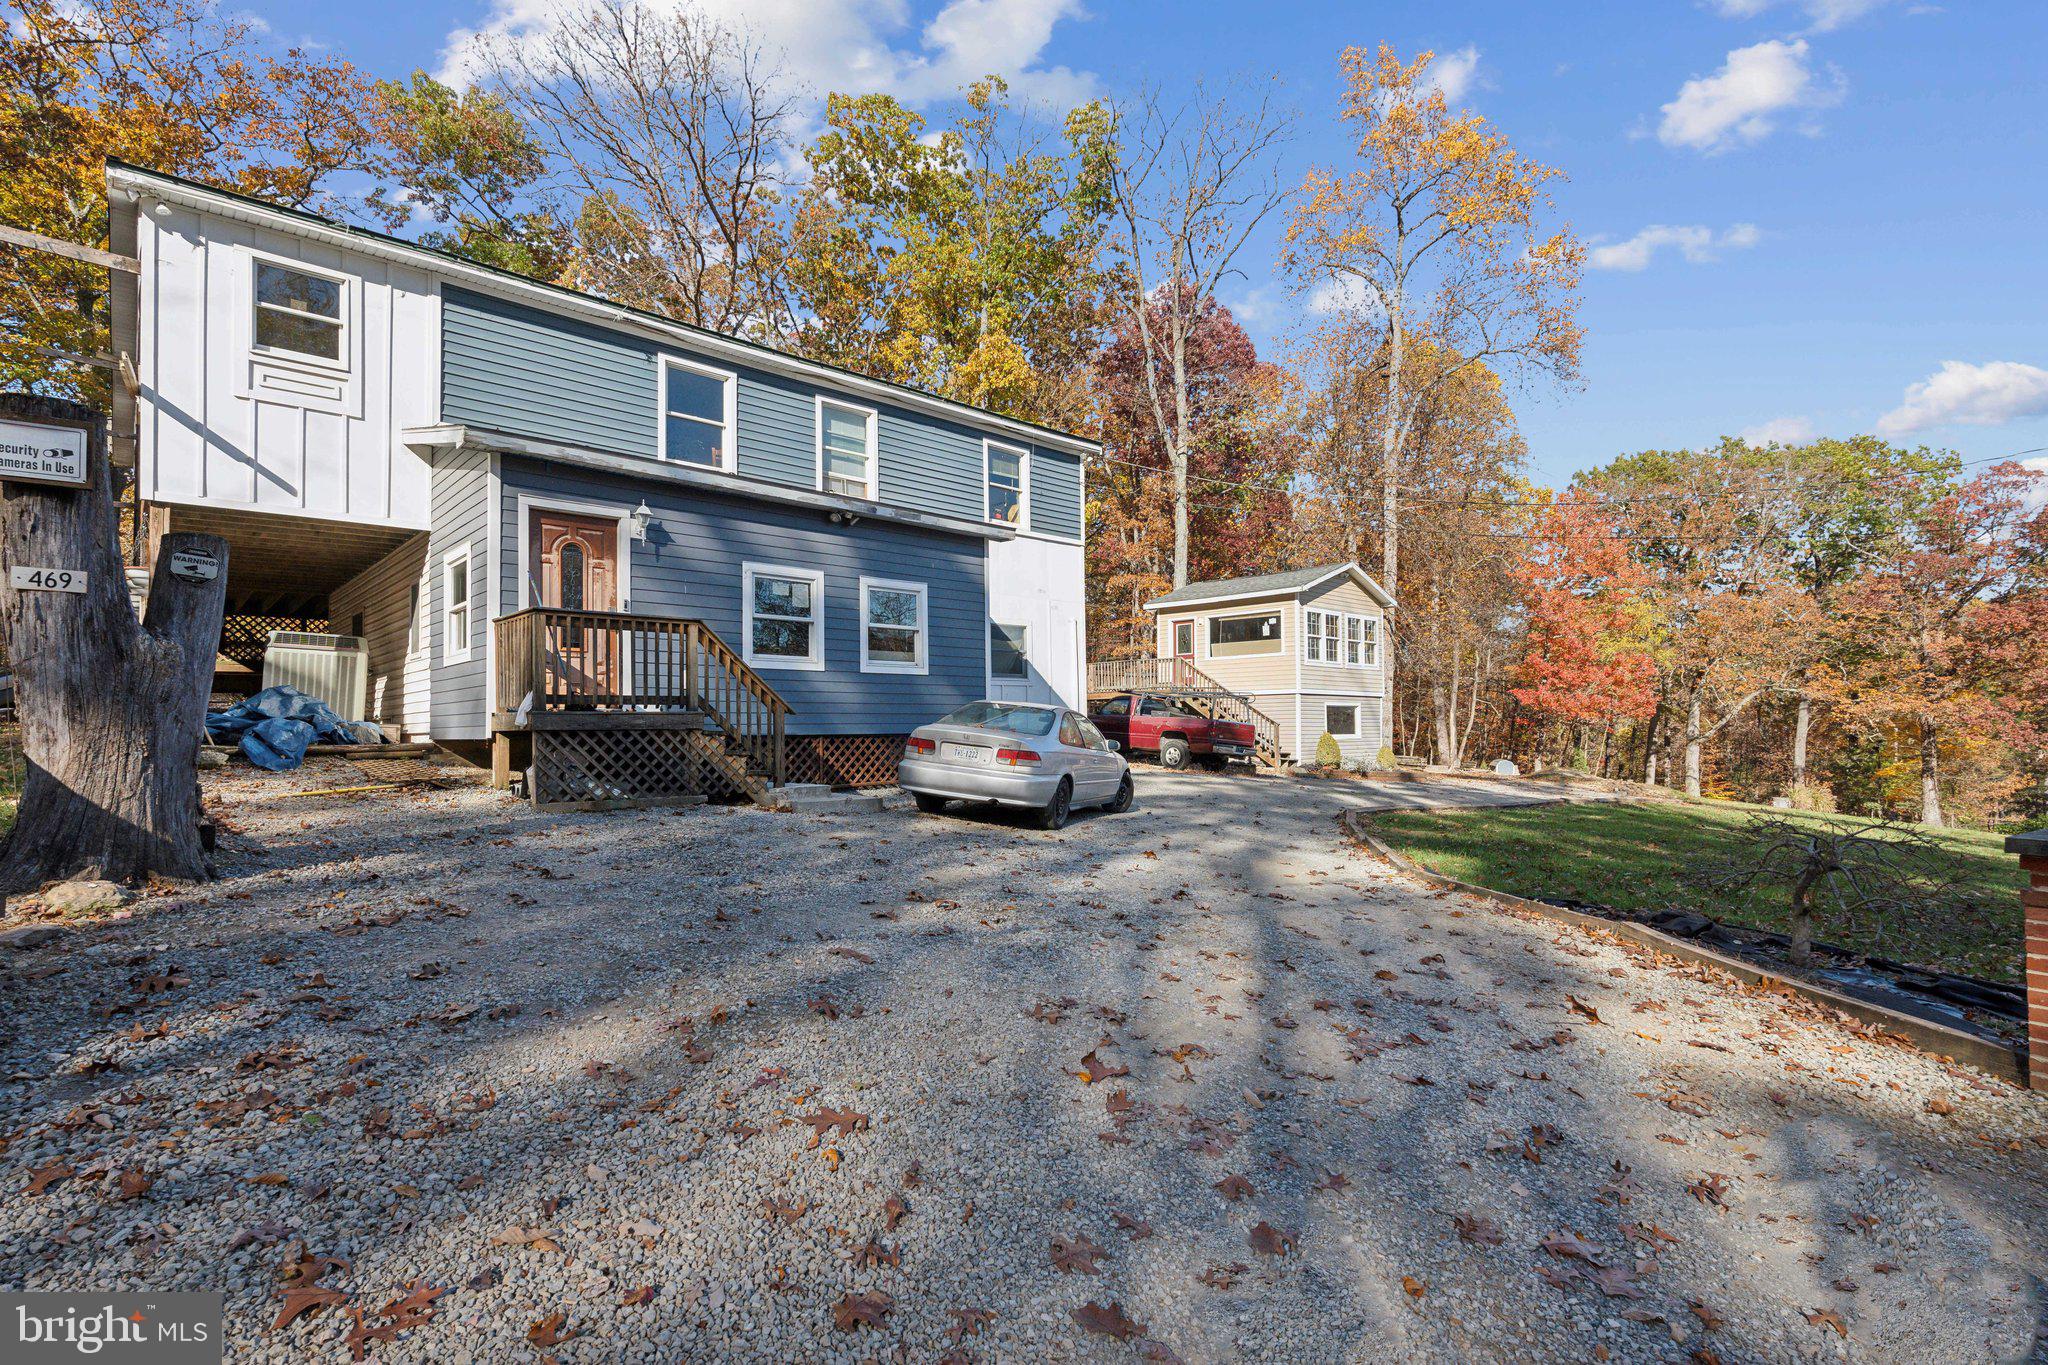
left=441, top=285, right=1084, bottom=538
left=498, top=455, right=985, bottom=734
left=1032, top=448, right=1082, bottom=539
left=329, top=534, right=430, bottom=738
left=428, top=447, right=490, bottom=739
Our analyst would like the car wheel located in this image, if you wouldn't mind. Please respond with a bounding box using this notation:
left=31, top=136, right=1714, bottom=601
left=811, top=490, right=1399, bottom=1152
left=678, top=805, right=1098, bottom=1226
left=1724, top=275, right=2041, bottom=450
left=912, top=792, right=949, bottom=814
left=1107, top=771, right=1135, bottom=814
left=1159, top=738, right=1192, bottom=770
left=1036, top=777, right=1073, bottom=830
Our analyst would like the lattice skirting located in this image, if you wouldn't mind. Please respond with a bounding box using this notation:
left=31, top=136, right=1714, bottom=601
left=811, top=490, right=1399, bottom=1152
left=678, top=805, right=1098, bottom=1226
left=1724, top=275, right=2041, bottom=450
left=218, top=614, right=329, bottom=672
left=786, top=734, right=908, bottom=789
left=531, top=727, right=739, bottom=809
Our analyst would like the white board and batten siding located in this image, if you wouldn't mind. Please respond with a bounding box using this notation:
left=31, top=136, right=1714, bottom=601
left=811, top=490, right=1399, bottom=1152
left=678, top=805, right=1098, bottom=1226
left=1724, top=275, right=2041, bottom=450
left=986, top=534, right=1086, bottom=709
left=134, top=200, right=439, bottom=529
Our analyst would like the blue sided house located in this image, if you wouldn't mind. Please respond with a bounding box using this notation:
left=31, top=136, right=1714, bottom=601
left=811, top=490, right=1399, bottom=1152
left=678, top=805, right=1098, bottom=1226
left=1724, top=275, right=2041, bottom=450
left=106, top=162, right=1094, bottom=807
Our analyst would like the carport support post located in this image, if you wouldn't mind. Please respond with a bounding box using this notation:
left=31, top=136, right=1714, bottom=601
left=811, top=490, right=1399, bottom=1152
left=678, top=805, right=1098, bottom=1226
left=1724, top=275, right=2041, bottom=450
left=2007, top=828, right=2048, bottom=1090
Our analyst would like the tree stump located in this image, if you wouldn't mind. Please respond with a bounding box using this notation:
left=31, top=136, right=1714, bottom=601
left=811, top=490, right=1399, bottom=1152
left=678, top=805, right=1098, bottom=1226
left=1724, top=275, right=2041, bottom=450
left=0, top=393, right=228, bottom=893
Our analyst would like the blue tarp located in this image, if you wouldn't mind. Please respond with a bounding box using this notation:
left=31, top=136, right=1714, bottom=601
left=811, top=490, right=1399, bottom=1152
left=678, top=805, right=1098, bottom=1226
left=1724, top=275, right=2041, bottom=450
left=205, top=685, right=384, bottom=770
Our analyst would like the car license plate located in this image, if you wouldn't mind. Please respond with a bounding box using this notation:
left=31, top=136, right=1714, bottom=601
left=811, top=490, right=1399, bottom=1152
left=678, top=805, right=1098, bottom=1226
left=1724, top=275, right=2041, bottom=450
left=1216, top=744, right=1249, bottom=755
left=941, top=742, right=991, bottom=765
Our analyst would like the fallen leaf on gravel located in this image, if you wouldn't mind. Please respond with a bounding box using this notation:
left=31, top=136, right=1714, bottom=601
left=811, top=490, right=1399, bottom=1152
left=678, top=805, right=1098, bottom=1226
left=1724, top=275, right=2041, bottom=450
left=1112, top=1210, right=1154, bottom=1239
left=949, top=1307, right=994, bottom=1343
left=620, top=1285, right=655, bottom=1306
left=1453, top=1213, right=1504, bottom=1246
left=1076, top=1049, right=1129, bottom=1085
left=527, top=1312, right=575, bottom=1348
left=1536, top=1263, right=1581, bottom=1290
left=489, top=1227, right=563, bottom=1253
left=1198, top=1262, right=1248, bottom=1289
left=829, top=945, right=875, bottom=963
left=1588, top=1264, right=1646, bottom=1299
left=832, top=1290, right=893, bottom=1331
left=1316, top=1170, right=1352, bottom=1193
left=1213, top=1173, right=1254, bottom=1202
left=1566, top=995, right=1602, bottom=1024
left=1401, top=1275, right=1426, bottom=1297
left=883, top=1194, right=909, bottom=1230
left=1924, top=1097, right=1955, bottom=1116
left=273, top=1285, right=347, bottom=1330
left=801, top=1107, right=870, bottom=1147
left=1051, top=1234, right=1108, bottom=1274
left=1804, top=1307, right=1847, bottom=1337
left=1540, top=1230, right=1603, bottom=1263
left=1690, top=1300, right=1725, bottom=1331
left=248, top=1172, right=290, bottom=1187
left=1686, top=1173, right=1731, bottom=1210
left=760, top=1198, right=807, bottom=1224
left=26, top=1163, right=73, bottom=1195
left=1072, top=1301, right=1145, bottom=1340
left=855, top=1239, right=899, bottom=1270
left=1248, top=1222, right=1292, bottom=1257
left=112, top=1168, right=151, bottom=1201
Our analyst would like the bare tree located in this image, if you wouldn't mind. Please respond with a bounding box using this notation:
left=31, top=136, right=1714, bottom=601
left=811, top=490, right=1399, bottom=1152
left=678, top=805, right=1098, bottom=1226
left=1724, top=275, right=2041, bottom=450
left=1102, top=81, right=1293, bottom=588
left=477, top=0, right=798, bottom=335
left=1695, top=812, right=1962, bottom=968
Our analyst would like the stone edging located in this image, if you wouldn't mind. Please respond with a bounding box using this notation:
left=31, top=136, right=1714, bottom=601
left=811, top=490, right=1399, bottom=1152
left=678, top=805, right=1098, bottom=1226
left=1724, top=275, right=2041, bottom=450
left=1339, top=814, right=2029, bottom=1089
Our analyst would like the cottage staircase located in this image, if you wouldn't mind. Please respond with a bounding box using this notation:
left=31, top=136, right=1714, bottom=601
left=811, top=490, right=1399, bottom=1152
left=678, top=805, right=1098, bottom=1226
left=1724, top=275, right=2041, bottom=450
left=1086, top=656, right=1289, bottom=771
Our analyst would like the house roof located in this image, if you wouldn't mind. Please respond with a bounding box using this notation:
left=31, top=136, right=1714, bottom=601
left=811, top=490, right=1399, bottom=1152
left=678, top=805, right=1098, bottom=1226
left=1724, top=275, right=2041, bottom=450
left=104, top=159, right=1100, bottom=459
left=1144, top=562, right=1397, bottom=611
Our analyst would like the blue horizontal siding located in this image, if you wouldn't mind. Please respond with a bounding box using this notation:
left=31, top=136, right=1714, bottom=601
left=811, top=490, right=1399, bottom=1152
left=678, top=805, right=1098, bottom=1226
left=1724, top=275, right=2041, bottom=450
left=499, top=455, right=987, bottom=735
left=441, top=285, right=1083, bottom=539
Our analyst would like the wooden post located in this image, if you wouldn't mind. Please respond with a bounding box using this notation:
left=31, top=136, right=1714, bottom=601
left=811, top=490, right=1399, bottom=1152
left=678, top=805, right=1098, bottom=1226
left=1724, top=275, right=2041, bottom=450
left=2005, top=829, right=2048, bottom=1091
left=0, top=394, right=228, bottom=891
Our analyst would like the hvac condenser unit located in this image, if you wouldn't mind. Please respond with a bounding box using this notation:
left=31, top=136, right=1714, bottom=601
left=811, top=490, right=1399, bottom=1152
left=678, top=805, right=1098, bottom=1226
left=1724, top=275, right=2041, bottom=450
left=262, top=631, right=368, bottom=723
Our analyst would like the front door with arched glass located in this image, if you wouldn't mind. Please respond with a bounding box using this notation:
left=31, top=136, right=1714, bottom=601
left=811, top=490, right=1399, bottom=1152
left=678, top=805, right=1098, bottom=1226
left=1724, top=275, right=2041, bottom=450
left=529, top=510, right=621, bottom=702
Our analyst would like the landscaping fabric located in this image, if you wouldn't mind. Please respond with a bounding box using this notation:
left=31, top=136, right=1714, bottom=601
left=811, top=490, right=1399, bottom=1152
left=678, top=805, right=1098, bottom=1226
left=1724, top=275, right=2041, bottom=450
left=205, top=685, right=383, bottom=770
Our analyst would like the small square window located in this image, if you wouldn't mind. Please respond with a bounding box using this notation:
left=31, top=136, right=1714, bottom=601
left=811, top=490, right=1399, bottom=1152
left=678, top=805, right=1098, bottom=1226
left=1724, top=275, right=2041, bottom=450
left=253, top=260, right=345, bottom=363
left=991, top=622, right=1028, bottom=678
left=1325, top=704, right=1358, bottom=738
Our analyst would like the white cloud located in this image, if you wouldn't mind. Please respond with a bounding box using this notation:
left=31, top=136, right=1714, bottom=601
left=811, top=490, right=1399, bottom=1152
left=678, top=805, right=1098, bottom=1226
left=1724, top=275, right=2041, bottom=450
left=1586, top=222, right=1762, bottom=271
left=1707, top=0, right=1895, bottom=31
left=1876, top=360, right=2048, bottom=437
left=1740, top=415, right=1818, bottom=445
left=439, top=0, right=1097, bottom=109
left=1305, top=274, right=1383, bottom=318
left=1422, top=45, right=1482, bottom=104
left=1657, top=38, right=1843, bottom=152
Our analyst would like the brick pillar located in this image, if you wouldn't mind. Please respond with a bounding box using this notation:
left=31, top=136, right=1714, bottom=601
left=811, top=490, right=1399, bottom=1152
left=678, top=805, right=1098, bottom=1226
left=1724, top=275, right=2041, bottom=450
left=2007, top=830, right=2048, bottom=1090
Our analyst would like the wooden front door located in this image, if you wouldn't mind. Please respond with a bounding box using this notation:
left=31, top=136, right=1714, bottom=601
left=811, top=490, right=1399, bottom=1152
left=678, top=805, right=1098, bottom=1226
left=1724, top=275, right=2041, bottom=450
left=1171, top=618, right=1196, bottom=659
left=529, top=511, right=621, bottom=702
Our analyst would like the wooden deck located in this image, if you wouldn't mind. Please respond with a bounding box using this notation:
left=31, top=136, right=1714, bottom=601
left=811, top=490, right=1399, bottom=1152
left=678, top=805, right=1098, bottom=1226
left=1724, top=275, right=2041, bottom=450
left=491, top=608, right=790, bottom=806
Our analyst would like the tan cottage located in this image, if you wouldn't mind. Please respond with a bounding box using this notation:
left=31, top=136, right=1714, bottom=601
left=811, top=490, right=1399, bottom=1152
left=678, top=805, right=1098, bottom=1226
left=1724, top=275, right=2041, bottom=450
left=1137, top=562, right=1396, bottom=767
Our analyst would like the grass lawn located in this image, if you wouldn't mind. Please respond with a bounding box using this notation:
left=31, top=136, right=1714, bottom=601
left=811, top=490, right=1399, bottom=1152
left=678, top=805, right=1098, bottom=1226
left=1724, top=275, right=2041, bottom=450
left=1363, top=797, right=2026, bottom=984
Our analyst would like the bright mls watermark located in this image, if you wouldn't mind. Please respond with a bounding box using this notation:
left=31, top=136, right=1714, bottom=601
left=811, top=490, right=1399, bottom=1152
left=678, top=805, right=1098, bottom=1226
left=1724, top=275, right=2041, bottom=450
left=3, top=1294, right=220, bottom=1363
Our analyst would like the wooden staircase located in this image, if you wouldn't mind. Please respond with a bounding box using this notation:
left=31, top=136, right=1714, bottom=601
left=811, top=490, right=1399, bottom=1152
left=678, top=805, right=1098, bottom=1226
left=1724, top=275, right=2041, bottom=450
left=1086, top=656, right=1290, bottom=771
left=493, top=609, right=794, bottom=810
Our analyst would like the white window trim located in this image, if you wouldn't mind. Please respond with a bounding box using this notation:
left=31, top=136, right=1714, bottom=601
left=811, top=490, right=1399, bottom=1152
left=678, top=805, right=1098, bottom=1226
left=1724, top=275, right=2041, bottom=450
left=859, top=576, right=928, bottom=675
left=248, top=250, right=351, bottom=375
left=442, top=546, right=474, bottom=665
left=984, top=438, right=1030, bottom=530
left=742, top=562, right=825, bottom=672
left=815, top=396, right=879, bottom=501
left=656, top=355, right=739, bottom=473
left=1358, top=614, right=1379, bottom=667
left=990, top=620, right=1030, bottom=680
left=1305, top=609, right=1323, bottom=664
left=1325, top=703, right=1360, bottom=738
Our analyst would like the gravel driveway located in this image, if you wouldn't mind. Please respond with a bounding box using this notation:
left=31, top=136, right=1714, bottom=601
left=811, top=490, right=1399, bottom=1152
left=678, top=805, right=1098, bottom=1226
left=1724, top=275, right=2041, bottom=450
left=1, top=764, right=2043, bottom=1363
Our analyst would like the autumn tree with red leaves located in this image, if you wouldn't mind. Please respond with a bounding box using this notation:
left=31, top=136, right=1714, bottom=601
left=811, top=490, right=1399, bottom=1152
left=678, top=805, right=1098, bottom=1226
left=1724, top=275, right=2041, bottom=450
left=1509, top=502, right=1657, bottom=744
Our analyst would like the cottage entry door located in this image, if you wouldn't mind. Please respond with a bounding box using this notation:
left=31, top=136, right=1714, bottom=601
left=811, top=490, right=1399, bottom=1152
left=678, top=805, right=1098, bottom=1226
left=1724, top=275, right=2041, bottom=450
left=529, top=511, right=621, bottom=704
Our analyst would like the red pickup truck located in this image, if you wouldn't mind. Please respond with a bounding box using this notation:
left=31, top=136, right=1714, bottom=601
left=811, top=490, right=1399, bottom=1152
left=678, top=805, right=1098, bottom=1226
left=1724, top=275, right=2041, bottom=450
left=1088, top=693, right=1258, bottom=770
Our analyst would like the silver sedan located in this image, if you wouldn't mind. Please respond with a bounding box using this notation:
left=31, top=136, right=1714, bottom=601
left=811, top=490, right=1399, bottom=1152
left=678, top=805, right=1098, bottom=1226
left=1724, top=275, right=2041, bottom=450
left=898, top=701, right=1134, bottom=829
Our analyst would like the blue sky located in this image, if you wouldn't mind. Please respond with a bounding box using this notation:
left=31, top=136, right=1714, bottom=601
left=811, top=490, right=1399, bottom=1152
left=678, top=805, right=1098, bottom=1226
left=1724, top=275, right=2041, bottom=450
left=250, top=0, right=2048, bottom=488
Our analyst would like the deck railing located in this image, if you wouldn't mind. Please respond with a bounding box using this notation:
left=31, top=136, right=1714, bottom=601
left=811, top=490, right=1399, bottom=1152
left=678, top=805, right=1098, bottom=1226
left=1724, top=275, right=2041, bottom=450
left=494, top=608, right=789, bottom=784
left=1086, top=655, right=1287, bottom=768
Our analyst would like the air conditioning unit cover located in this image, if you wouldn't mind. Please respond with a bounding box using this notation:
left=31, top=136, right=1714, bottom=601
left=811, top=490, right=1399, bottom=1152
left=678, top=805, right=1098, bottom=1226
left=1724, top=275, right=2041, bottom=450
left=261, top=631, right=369, bottom=723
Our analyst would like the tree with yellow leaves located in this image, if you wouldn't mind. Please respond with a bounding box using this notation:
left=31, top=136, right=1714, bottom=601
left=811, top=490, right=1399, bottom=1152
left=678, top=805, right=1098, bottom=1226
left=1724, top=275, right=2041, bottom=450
left=1284, top=44, right=1584, bottom=632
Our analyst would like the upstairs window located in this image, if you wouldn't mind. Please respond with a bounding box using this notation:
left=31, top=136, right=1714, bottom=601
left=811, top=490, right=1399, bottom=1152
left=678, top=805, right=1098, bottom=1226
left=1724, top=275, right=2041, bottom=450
left=819, top=399, right=877, bottom=499
left=1357, top=615, right=1378, bottom=666
left=860, top=577, right=927, bottom=674
left=991, top=622, right=1029, bottom=678
left=1345, top=615, right=1363, bottom=666
left=253, top=260, right=345, bottom=364
left=1305, top=609, right=1323, bottom=662
left=660, top=357, right=736, bottom=469
left=986, top=441, right=1028, bottom=526
left=743, top=563, right=823, bottom=671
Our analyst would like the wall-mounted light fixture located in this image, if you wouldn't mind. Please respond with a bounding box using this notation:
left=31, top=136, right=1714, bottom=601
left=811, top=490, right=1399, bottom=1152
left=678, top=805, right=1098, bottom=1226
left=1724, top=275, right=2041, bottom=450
left=629, top=500, right=653, bottom=542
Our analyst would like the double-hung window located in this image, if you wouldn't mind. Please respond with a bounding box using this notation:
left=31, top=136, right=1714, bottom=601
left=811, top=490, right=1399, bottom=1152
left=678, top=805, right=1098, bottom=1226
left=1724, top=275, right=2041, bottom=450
left=1305, top=609, right=1323, bottom=663
left=1358, top=615, right=1378, bottom=666
left=1345, top=615, right=1364, bottom=666
left=659, top=357, right=736, bottom=469
left=986, top=441, right=1028, bottom=526
left=743, top=563, right=824, bottom=670
left=253, top=260, right=345, bottom=365
left=860, top=577, right=927, bottom=674
left=819, top=399, right=877, bottom=499
left=442, top=549, right=472, bottom=664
